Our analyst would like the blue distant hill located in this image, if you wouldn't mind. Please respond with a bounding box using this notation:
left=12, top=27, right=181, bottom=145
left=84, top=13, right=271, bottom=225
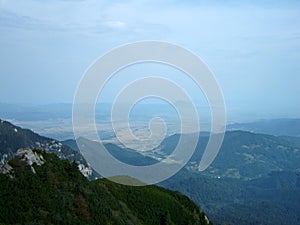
left=227, top=118, right=300, bottom=137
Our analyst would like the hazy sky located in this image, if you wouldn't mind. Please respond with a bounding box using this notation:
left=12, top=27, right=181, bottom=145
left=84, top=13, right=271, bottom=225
left=0, top=0, right=299, bottom=120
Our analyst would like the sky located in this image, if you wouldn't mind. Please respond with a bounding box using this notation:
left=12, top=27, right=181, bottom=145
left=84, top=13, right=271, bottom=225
left=0, top=0, right=300, bottom=121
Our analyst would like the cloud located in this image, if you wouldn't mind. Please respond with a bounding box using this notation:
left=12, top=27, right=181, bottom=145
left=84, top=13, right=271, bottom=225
left=103, top=21, right=126, bottom=29
left=0, top=8, right=127, bottom=35
left=0, top=8, right=73, bottom=32
left=0, top=9, right=39, bottom=29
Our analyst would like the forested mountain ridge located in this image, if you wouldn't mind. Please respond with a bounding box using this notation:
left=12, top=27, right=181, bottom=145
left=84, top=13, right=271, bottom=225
left=0, top=119, right=94, bottom=178
left=155, top=130, right=300, bottom=224
left=0, top=148, right=211, bottom=225
left=155, top=130, right=300, bottom=179
left=160, top=169, right=300, bottom=225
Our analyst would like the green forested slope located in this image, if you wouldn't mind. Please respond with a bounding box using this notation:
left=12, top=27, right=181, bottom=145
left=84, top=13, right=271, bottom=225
left=0, top=149, right=211, bottom=225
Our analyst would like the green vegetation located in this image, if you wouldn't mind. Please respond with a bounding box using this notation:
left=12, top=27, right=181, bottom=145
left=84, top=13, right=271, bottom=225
left=159, top=131, right=300, bottom=179
left=0, top=119, right=95, bottom=178
left=158, top=130, right=300, bottom=224
left=160, top=169, right=300, bottom=225
left=2, top=119, right=300, bottom=225
left=0, top=149, right=211, bottom=225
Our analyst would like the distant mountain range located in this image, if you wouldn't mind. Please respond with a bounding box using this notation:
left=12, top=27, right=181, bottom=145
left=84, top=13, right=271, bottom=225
left=1, top=103, right=299, bottom=141
left=227, top=118, right=300, bottom=137
left=0, top=103, right=73, bottom=121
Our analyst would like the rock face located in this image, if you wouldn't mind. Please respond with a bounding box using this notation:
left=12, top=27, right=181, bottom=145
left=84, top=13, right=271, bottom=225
left=0, top=163, right=12, bottom=176
left=15, top=148, right=45, bottom=174
left=0, top=119, right=96, bottom=179
left=0, top=148, right=45, bottom=176
left=16, top=148, right=45, bottom=166
left=78, top=163, right=93, bottom=178
left=0, top=148, right=94, bottom=179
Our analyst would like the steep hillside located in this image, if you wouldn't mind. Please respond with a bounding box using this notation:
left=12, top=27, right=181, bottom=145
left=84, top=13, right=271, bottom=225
left=155, top=131, right=300, bottom=179
left=63, top=139, right=157, bottom=166
left=0, top=119, right=94, bottom=178
left=156, top=131, right=300, bottom=224
left=160, top=169, right=300, bottom=225
left=0, top=149, right=211, bottom=225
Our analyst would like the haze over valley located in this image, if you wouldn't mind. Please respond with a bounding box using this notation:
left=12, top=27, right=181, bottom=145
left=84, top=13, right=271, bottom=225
left=1, top=0, right=299, bottom=224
